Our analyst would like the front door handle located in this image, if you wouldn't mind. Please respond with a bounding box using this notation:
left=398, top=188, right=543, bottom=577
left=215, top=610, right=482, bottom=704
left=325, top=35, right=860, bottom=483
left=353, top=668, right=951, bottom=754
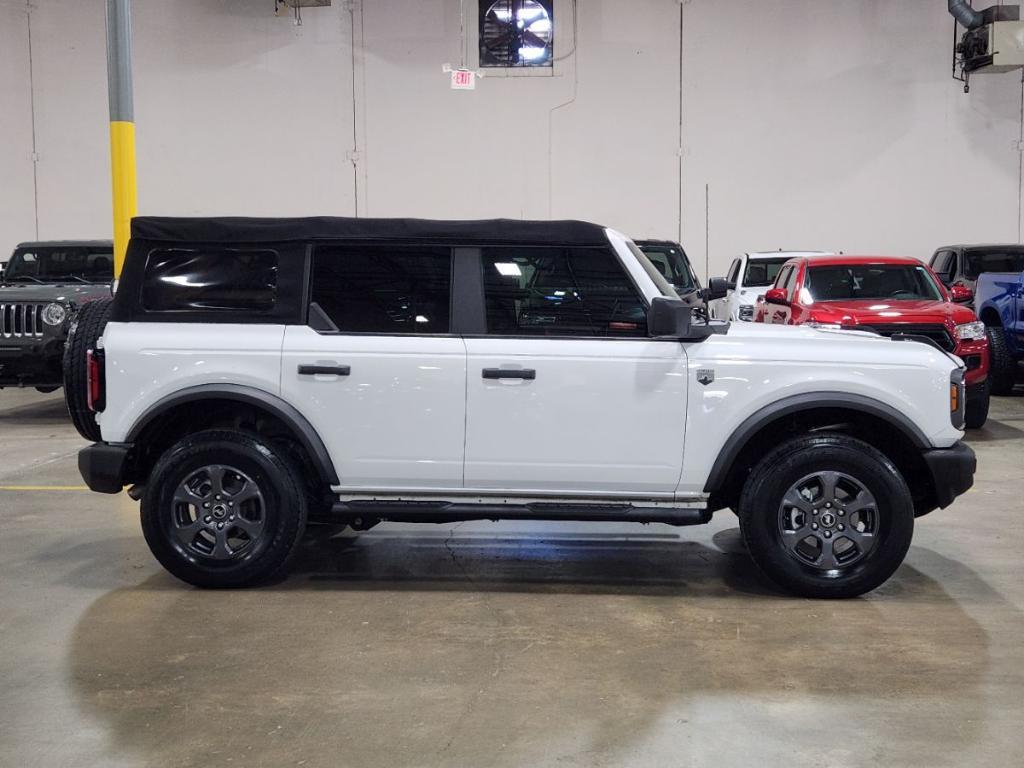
left=482, top=368, right=536, bottom=380
left=298, top=364, right=351, bottom=376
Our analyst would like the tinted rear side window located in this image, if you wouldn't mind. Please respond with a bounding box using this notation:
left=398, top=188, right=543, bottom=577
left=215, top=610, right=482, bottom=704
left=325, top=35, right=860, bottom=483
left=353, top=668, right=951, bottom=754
left=481, top=246, right=647, bottom=337
left=311, top=245, right=452, bottom=334
left=143, top=248, right=278, bottom=312
left=963, top=248, right=1024, bottom=278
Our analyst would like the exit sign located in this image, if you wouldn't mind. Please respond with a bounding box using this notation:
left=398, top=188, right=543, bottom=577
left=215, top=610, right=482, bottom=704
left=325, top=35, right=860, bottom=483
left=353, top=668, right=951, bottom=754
left=451, top=69, right=476, bottom=90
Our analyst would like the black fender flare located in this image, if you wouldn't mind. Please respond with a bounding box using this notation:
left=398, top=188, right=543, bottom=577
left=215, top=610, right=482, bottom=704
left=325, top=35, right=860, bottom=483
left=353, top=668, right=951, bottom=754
left=126, top=384, right=339, bottom=485
left=702, top=392, right=930, bottom=494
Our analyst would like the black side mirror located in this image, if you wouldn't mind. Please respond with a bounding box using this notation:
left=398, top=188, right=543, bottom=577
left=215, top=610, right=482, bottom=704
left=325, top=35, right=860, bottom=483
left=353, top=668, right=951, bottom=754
left=702, top=277, right=735, bottom=302
left=648, top=297, right=692, bottom=339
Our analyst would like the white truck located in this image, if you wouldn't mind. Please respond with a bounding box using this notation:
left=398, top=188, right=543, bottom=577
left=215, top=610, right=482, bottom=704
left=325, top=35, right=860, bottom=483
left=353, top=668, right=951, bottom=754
left=72, top=217, right=975, bottom=597
left=710, top=250, right=832, bottom=321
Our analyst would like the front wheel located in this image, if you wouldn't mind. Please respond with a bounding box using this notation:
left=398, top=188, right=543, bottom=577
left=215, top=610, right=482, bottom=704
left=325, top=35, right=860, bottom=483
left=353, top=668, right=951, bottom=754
left=738, top=434, right=914, bottom=599
left=141, top=430, right=308, bottom=588
left=986, top=326, right=1016, bottom=396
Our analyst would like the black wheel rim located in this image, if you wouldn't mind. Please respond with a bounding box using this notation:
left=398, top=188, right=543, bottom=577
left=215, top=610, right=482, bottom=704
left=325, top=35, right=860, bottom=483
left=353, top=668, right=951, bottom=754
left=777, top=470, right=879, bottom=574
left=169, top=464, right=266, bottom=562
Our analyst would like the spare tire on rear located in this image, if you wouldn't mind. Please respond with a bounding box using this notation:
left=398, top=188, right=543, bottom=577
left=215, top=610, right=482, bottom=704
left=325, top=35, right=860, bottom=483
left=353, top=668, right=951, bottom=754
left=63, top=298, right=114, bottom=441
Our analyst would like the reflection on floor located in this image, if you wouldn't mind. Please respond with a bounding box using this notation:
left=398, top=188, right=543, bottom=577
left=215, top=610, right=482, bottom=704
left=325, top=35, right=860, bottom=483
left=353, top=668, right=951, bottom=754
left=1, top=387, right=1023, bottom=768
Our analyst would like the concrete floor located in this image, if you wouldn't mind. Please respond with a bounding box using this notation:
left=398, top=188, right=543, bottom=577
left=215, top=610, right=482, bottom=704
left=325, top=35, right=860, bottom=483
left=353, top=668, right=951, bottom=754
left=0, top=389, right=1023, bottom=768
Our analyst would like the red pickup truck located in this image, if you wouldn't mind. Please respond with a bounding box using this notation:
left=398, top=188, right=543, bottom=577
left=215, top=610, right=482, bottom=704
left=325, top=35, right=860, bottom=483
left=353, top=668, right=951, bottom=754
left=755, top=254, right=991, bottom=428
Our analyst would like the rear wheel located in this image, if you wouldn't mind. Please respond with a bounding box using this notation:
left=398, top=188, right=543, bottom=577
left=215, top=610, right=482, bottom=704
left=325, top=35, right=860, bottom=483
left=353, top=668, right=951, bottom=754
left=738, top=433, right=914, bottom=599
left=141, top=430, right=307, bottom=588
left=63, top=297, right=114, bottom=440
left=986, top=326, right=1016, bottom=396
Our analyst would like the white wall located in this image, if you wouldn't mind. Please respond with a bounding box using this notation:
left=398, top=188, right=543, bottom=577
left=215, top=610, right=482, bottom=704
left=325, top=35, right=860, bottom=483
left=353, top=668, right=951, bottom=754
left=0, top=0, right=1021, bottom=278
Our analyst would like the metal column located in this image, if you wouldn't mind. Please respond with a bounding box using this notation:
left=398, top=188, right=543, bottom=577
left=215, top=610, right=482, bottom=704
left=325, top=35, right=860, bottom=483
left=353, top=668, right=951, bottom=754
left=105, top=0, right=137, bottom=278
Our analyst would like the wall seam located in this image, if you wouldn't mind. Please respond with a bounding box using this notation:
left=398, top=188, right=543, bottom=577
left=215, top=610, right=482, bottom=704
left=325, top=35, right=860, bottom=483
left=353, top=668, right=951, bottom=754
left=677, top=1, right=684, bottom=246
left=1018, top=71, right=1023, bottom=244
left=26, top=0, right=39, bottom=240
left=348, top=1, right=364, bottom=217
left=547, top=0, right=579, bottom=218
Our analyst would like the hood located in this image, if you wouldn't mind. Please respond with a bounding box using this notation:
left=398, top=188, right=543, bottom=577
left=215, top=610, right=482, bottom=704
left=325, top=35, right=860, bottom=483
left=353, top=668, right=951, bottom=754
left=804, top=299, right=977, bottom=328
left=700, top=318, right=955, bottom=370
left=0, top=282, right=113, bottom=304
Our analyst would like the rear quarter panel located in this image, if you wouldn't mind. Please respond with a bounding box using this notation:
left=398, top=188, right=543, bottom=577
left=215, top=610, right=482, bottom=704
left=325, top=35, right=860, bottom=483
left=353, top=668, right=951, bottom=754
left=98, top=322, right=285, bottom=442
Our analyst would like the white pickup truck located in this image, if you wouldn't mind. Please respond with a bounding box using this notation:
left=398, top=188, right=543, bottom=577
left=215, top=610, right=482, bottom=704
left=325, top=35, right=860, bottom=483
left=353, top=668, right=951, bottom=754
left=71, top=217, right=975, bottom=597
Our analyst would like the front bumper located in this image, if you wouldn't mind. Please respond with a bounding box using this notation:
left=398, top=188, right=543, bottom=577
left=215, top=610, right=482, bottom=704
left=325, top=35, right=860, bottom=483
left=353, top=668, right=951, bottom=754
left=0, top=339, right=65, bottom=387
left=922, top=441, right=976, bottom=509
left=79, top=442, right=129, bottom=494
left=954, top=337, right=989, bottom=387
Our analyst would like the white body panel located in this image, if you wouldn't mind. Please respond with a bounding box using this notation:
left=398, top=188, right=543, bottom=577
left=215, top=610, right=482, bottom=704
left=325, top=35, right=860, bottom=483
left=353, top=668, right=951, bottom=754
left=280, top=326, right=466, bottom=491
left=675, top=322, right=962, bottom=495
left=99, top=322, right=285, bottom=442
left=463, top=337, right=688, bottom=497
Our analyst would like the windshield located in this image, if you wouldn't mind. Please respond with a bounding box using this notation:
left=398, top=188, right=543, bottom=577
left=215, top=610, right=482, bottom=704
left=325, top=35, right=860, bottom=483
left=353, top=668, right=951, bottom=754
left=4, top=247, right=114, bottom=284
left=806, top=264, right=942, bottom=302
left=963, top=247, right=1024, bottom=279
left=743, top=257, right=789, bottom=287
left=636, top=243, right=699, bottom=293
left=626, top=241, right=680, bottom=299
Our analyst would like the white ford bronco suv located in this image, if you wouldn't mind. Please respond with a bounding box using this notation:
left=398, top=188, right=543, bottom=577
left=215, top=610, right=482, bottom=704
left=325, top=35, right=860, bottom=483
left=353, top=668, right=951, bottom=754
left=71, top=217, right=975, bottom=597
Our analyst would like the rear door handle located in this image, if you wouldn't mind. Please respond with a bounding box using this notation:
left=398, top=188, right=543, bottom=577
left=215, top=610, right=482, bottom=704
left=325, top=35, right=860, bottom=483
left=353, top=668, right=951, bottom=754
left=482, top=368, right=536, bottom=380
left=298, top=364, right=351, bottom=376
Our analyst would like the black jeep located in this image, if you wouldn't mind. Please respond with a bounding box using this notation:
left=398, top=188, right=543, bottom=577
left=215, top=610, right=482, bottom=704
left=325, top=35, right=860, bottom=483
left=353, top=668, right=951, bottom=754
left=0, top=240, right=114, bottom=392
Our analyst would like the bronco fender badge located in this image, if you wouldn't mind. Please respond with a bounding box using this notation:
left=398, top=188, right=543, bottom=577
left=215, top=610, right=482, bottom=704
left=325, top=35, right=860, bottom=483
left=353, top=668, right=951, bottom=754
left=696, top=368, right=715, bottom=386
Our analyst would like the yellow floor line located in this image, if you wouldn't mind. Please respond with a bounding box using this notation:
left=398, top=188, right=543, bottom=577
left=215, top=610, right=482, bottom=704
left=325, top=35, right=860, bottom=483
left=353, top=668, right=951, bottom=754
left=0, top=485, right=91, bottom=491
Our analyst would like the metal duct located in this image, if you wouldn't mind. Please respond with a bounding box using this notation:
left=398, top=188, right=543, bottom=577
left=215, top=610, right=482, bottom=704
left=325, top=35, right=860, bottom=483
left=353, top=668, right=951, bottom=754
left=949, top=0, right=984, bottom=29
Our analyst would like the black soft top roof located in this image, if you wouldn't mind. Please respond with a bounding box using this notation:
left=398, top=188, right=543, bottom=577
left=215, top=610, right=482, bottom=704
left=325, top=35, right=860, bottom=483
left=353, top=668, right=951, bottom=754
left=131, top=216, right=609, bottom=247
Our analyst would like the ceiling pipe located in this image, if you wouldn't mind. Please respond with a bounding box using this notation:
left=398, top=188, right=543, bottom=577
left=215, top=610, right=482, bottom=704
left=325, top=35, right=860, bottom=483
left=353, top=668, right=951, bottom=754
left=948, top=0, right=984, bottom=29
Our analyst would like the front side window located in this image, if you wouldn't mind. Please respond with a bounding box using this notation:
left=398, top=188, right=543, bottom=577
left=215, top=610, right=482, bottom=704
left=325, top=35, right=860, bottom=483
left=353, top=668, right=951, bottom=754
left=482, top=246, right=647, bottom=337
left=479, top=0, right=553, bottom=68
left=636, top=243, right=698, bottom=294
left=727, top=258, right=742, bottom=284
left=805, top=264, right=942, bottom=302
left=931, top=250, right=954, bottom=278
left=773, top=265, right=793, bottom=294
left=4, top=247, right=113, bottom=284
left=963, top=247, right=1024, bottom=279
left=143, top=248, right=278, bottom=312
left=311, top=245, right=452, bottom=334
left=743, top=257, right=789, bottom=288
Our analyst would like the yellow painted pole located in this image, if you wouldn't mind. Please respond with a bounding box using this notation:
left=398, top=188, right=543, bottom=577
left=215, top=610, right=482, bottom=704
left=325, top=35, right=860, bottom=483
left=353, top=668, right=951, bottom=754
left=106, top=0, right=136, bottom=278
left=109, top=120, right=137, bottom=276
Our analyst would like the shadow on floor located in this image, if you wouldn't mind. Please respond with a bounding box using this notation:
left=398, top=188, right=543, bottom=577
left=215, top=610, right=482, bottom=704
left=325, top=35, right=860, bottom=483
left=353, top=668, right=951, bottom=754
left=64, top=526, right=1018, bottom=767
left=0, top=391, right=69, bottom=425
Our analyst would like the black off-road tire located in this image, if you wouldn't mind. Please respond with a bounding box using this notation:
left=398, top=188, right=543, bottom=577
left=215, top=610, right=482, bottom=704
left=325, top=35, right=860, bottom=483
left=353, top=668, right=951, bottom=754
left=141, top=430, right=308, bottom=588
left=738, top=433, right=914, bottom=599
left=63, top=297, right=114, bottom=441
left=986, top=326, right=1016, bottom=396
left=964, top=381, right=990, bottom=429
